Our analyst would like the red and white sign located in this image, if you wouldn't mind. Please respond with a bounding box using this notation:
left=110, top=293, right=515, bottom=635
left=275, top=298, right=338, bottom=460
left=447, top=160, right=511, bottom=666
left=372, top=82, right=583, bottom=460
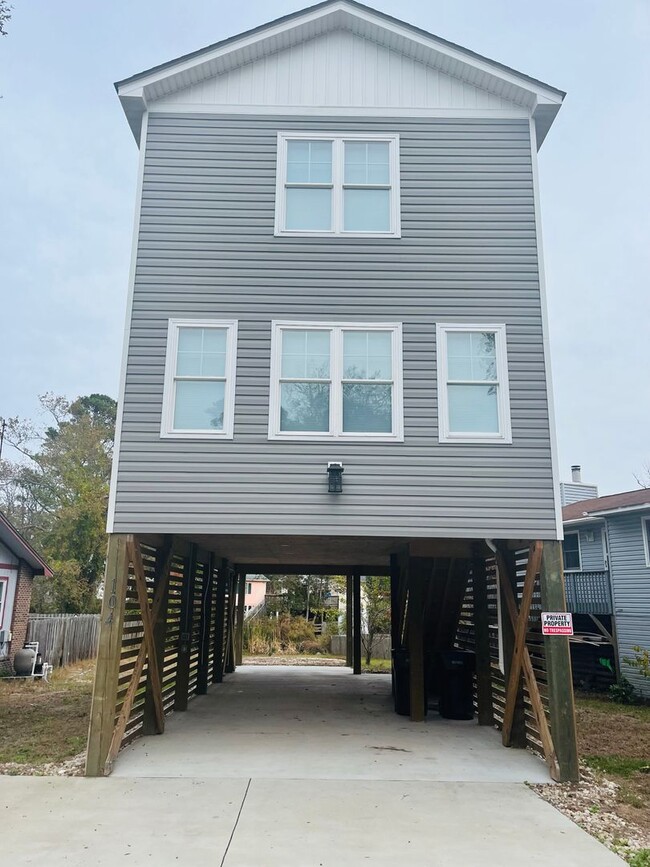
left=541, top=612, right=573, bottom=636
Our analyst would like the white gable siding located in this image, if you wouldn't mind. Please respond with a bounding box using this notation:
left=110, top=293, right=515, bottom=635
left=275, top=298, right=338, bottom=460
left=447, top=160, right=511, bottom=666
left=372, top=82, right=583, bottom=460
left=150, top=30, right=520, bottom=112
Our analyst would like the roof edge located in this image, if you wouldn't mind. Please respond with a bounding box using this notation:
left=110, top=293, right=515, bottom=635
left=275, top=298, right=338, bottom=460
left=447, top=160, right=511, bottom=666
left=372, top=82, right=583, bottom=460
left=0, top=511, right=53, bottom=577
left=114, top=0, right=566, bottom=100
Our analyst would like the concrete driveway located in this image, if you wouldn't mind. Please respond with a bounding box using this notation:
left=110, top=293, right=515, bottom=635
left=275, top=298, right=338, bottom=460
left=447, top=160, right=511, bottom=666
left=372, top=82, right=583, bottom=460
left=1, top=666, right=625, bottom=866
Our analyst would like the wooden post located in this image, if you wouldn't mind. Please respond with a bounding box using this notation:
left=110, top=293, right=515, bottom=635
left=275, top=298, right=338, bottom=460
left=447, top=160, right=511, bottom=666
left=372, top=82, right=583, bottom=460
left=540, top=540, right=579, bottom=783
left=235, top=571, right=246, bottom=666
left=212, top=559, right=228, bottom=683
left=408, top=558, right=427, bottom=722
left=86, top=535, right=130, bottom=777
left=225, top=568, right=237, bottom=674
left=197, top=553, right=214, bottom=695
left=352, top=571, right=361, bottom=675
left=471, top=546, right=493, bottom=726
left=174, top=545, right=196, bottom=711
left=346, top=573, right=353, bottom=667
left=498, top=547, right=527, bottom=748
left=142, top=537, right=173, bottom=734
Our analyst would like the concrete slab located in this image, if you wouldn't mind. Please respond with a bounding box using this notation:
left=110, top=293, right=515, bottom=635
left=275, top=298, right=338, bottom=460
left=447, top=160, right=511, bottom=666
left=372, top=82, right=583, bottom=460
left=0, top=776, right=246, bottom=866
left=0, top=666, right=625, bottom=866
left=113, top=665, right=550, bottom=783
left=226, top=779, right=626, bottom=867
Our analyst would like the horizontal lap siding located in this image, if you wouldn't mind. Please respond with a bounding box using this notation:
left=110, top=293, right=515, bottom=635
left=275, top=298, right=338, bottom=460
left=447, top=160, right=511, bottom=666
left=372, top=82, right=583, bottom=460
left=607, top=513, right=650, bottom=695
left=113, top=113, right=557, bottom=538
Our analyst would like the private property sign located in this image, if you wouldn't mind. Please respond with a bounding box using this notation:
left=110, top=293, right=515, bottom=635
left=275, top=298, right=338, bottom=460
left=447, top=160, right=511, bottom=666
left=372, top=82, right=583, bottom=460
left=541, top=612, right=574, bottom=636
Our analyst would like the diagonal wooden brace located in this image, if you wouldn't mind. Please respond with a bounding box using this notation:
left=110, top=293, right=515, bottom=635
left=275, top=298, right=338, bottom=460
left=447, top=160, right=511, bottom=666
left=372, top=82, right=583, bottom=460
left=497, top=544, right=561, bottom=781
left=501, top=541, right=542, bottom=744
left=105, top=536, right=173, bottom=772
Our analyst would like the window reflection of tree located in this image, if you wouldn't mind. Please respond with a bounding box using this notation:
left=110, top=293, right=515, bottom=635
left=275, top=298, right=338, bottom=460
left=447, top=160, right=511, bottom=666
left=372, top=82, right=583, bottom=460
left=478, top=333, right=497, bottom=396
left=343, top=363, right=392, bottom=433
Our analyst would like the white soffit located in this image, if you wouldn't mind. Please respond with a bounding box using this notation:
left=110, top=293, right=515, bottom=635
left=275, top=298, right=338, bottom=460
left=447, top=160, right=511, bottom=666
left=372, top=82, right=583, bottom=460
left=115, top=0, right=564, bottom=147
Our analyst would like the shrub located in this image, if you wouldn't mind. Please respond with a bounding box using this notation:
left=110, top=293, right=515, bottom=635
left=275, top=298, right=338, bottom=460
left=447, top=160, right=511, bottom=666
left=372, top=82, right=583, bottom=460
left=609, top=677, right=639, bottom=705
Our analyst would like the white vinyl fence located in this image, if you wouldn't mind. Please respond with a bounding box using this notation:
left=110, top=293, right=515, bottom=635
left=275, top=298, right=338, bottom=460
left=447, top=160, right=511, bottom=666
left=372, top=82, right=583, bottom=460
left=26, top=614, right=100, bottom=668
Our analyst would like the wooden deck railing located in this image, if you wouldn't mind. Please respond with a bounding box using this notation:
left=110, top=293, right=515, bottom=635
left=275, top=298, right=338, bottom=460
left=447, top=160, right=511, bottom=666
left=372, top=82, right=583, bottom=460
left=564, top=571, right=611, bottom=614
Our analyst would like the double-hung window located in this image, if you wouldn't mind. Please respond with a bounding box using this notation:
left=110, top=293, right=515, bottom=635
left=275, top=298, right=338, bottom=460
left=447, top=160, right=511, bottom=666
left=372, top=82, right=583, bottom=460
left=436, top=324, right=512, bottom=443
left=161, top=319, right=238, bottom=438
left=269, top=322, right=403, bottom=441
left=563, top=532, right=582, bottom=572
left=275, top=133, right=400, bottom=236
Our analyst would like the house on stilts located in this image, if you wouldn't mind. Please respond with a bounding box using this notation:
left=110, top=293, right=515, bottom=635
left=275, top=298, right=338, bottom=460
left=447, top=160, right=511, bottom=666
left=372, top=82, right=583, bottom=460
left=87, top=0, right=577, bottom=781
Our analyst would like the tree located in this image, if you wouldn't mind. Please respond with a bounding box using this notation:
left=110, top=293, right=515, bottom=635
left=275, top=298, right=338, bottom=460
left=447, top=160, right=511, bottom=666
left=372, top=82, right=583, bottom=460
left=361, top=575, right=391, bottom=665
left=1, top=393, right=117, bottom=612
left=0, top=2, right=11, bottom=37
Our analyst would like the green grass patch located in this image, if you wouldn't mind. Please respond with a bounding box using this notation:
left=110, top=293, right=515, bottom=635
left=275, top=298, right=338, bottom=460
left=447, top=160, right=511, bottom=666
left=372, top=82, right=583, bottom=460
left=0, top=661, right=94, bottom=767
left=584, top=755, right=650, bottom=777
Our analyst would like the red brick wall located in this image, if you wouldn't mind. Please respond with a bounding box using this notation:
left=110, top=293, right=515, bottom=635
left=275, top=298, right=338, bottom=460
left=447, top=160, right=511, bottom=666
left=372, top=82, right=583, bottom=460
left=0, top=561, right=34, bottom=675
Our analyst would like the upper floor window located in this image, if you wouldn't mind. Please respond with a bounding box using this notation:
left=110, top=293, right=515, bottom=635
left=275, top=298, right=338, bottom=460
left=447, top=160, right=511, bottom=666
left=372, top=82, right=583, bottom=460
left=563, top=532, right=581, bottom=572
left=436, top=324, right=512, bottom=444
left=269, top=322, right=403, bottom=441
left=275, top=133, right=401, bottom=237
left=161, top=319, right=238, bottom=439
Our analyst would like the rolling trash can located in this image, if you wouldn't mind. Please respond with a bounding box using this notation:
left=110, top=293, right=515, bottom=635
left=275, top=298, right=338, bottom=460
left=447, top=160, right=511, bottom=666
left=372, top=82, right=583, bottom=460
left=392, top=648, right=411, bottom=716
left=438, top=650, right=475, bottom=720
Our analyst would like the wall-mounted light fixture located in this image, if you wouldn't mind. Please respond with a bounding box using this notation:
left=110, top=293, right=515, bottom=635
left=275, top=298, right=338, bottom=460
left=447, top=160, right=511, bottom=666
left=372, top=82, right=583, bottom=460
left=327, top=462, right=344, bottom=493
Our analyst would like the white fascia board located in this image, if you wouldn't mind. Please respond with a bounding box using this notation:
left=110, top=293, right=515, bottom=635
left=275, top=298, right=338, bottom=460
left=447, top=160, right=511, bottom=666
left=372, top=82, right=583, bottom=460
left=562, top=516, right=606, bottom=527
left=583, top=504, right=650, bottom=518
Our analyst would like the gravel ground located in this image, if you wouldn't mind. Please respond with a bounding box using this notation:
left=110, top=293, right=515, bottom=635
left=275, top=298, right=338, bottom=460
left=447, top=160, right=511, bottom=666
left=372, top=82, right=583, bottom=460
left=532, top=763, right=650, bottom=863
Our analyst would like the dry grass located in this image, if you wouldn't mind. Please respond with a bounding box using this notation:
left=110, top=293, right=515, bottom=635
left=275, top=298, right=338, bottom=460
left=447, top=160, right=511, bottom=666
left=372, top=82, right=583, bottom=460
left=576, top=696, right=650, bottom=841
left=0, top=661, right=94, bottom=771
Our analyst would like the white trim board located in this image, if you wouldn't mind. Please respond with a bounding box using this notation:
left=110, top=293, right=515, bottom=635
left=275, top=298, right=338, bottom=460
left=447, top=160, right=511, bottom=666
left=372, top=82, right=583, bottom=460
left=148, top=105, right=531, bottom=119
left=106, top=112, right=149, bottom=534
left=530, top=117, right=563, bottom=541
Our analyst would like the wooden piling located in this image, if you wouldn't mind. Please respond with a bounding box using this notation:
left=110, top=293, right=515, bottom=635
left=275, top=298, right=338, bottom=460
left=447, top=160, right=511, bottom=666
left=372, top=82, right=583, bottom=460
left=540, top=540, right=579, bottom=782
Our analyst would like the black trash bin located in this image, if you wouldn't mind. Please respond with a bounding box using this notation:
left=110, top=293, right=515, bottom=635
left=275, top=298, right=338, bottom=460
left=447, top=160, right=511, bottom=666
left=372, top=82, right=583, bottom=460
left=392, top=648, right=410, bottom=716
left=438, top=650, right=475, bottom=720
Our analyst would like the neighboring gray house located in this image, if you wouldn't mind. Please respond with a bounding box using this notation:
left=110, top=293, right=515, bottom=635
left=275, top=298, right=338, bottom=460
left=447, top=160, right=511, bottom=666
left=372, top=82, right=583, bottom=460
left=563, top=487, right=650, bottom=697
left=88, top=2, right=580, bottom=782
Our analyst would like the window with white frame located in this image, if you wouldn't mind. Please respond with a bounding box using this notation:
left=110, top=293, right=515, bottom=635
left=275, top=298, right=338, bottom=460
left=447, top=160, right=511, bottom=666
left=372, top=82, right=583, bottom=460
left=563, top=532, right=581, bottom=572
left=161, top=319, right=238, bottom=438
left=436, top=324, right=512, bottom=443
left=0, top=579, right=6, bottom=626
left=275, top=133, right=400, bottom=236
left=269, top=322, right=403, bottom=440
left=642, top=517, right=650, bottom=567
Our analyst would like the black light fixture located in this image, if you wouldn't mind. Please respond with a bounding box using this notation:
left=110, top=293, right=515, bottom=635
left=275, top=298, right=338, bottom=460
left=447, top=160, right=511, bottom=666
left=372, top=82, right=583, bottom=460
left=327, top=461, right=344, bottom=493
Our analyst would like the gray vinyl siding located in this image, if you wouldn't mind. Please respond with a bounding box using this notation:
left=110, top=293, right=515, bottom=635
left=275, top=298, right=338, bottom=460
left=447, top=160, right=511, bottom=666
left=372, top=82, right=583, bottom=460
left=113, top=113, right=558, bottom=539
left=606, top=511, right=650, bottom=696
left=576, top=525, right=606, bottom=571
left=560, top=482, right=598, bottom=506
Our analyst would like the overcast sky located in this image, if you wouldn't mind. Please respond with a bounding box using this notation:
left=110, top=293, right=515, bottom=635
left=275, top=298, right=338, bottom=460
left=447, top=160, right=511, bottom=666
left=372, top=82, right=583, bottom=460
left=1, top=0, right=648, bottom=494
